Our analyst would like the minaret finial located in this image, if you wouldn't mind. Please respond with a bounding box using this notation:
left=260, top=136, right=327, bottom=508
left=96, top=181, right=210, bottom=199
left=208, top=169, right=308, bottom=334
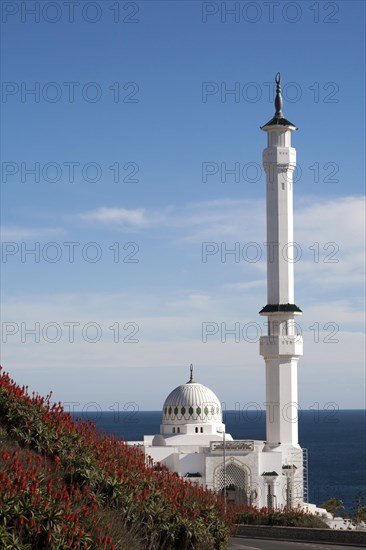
left=274, top=72, right=283, bottom=118
left=188, top=363, right=195, bottom=383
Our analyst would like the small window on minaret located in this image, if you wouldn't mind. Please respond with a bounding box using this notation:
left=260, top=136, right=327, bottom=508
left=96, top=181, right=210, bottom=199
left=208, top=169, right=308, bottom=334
left=195, top=427, right=198, bottom=433
left=173, top=427, right=175, bottom=433
left=177, top=427, right=180, bottom=433
left=200, top=427, right=203, bottom=433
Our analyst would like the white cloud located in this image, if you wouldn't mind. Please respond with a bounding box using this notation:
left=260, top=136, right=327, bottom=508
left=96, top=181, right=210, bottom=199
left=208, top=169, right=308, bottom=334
left=76, top=195, right=365, bottom=249
left=296, top=196, right=365, bottom=248
left=168, top=292, right=211, bottom=311
left=76, top=199, right=265, bottom=241
left=0, top=226, right=66, bottom=240
left=223, top=280, right=266, bottom=291
left=79, top=207, right=150, bottom=227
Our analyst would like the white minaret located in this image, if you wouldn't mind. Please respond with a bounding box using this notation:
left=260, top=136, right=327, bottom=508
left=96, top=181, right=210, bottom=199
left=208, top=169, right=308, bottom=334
left=259, top=73, right=303, bottom=450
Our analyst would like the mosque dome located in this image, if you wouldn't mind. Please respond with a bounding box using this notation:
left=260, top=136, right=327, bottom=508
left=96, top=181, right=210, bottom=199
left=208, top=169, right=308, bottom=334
left=162, top=366, right=222, bottom=426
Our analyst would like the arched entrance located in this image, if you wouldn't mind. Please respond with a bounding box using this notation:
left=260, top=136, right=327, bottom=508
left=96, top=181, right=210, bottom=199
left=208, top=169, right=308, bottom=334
left=216, top=462, right=248, bottom=504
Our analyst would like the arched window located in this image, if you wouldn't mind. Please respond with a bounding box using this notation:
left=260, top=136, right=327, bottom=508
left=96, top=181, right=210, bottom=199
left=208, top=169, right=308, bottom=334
left=177, top=427, right=180, bottom=433
left=195, top=427, right=198, bottom=433
left=200, top=427, right=203, bottom=433
left=173, top=427, right=175, bottom=433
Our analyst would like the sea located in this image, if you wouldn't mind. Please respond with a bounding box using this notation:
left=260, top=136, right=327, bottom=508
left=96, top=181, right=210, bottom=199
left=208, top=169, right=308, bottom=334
left=74, top=409, right=366, bottom=515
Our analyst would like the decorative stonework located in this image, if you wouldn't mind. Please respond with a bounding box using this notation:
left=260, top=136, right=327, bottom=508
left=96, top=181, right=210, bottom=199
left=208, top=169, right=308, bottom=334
left=162, top=381, right=222, bottom=425
left=210, top=440, right=254, bottom=452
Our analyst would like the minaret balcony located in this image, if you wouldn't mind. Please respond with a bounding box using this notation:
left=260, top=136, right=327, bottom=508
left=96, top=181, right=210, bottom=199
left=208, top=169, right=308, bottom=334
left=263, top=147, right=296, bottom=167
left=260, top=335, right=303, bottom=358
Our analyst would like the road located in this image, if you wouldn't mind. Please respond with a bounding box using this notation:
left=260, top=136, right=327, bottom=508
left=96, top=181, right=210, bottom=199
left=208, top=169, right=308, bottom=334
left=228, top=538, right=365, bottom=550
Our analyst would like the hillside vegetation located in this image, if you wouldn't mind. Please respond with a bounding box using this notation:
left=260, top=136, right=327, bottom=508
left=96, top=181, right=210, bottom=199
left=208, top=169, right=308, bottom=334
left=0, top=367, right=329, bottom=549
left=0, top=367, right=231, bottom=549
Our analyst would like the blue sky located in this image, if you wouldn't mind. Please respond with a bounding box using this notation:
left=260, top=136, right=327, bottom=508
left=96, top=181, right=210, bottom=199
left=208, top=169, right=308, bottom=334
left=1, top=0, right=365, bottom=413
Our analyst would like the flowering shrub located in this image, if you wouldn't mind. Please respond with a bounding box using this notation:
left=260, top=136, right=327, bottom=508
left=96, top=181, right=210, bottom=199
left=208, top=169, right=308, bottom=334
left=233, top=505, right=329, bottom=528
left=0, top=367, right=231, bottom=549
left=0, top=443, right=110, bottom=548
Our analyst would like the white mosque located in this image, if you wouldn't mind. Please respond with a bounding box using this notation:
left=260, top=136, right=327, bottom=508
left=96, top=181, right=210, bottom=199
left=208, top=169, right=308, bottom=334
left=130, top=74, right=317, bottom=511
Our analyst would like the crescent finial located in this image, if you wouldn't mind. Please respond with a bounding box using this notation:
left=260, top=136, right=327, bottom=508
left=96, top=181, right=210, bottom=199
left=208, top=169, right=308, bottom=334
left=274, top=72, right=283, bottom=118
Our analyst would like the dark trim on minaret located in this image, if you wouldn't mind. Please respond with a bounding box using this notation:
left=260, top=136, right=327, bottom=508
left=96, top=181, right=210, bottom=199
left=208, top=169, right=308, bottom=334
left=259, top=303, right=303, bottom=314
left=260, top=73, right=297, bottom=130
left=274, top=72, right=283, bottom=118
